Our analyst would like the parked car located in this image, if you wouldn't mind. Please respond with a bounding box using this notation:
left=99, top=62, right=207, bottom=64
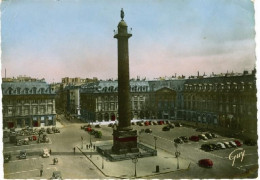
left=139, top=122, right=144, bottom=126
left=131, top=122, right=136, bottom=125
left=47, top=128, right=54, bottom=134
left=210, top=143, right=220, bottom=150
left=145, top=128, right=152, bottom=133
left=16, top=139, right=23, bottom=146
left=51, top=171, right=62, bottom=180
left=158, top=121, right=164, bottom=125
left=189, top=135, right=200, bottom=142
left=4, top=153, right=11, bottom=163
left=42, top=148, right=50, bottom=158
left=144, top=121, right=150, bottom=126
left=174, top=138, right=183, bottom=144
left=216, top=142, right=226, bottom=149
left=205, top=133, right=213, bottom=139
left=229, top=141, right=237, bottom=147
left=95, top=124, right=101, bottom=128
left=175, top=122, right=182, bottom=127
left=39, top=134, right=49, bottom=143
left=152, top=121, right=158, bottom=125
left=168, top=124, right=175, bottom=128
left=198, top=159, right=213, bottom=168
left=244, top=139, right=257, bottom=146
left=23, top=138, right=30, bottom=145
left=18, top=150, right=27, bottom=159
left=201, top=144, right=214, bottom=151
left=179, top=136, right=188, bottom=143
left=234, top=140, right=242, bottom=147
left=52, top=127, right=60, bottom=133
left=108, top=123, right=114, bottom=127
left=224, top=142, right=231, bottom=148
left=211, top=133, right=218, bottom=138
left=162, top=126, right=170, bottom=131
left=198, top=134, right=208, bottom=140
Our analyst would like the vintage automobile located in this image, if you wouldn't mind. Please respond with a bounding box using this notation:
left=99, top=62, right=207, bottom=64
left=52, top=127, right=60, bottom=133
left=145, top=128, right=152, bottom=133
left=179, top=136, right=189, bottom=143
left=174, top=138, right=184, bottom=144
left=16, top=139, right=23, bottom=146
left=201, top=144, right=214, bottom=151
left=42, top=148, right=50, bottom=158
left=162, top=126, right=170, bottom=131
left=47, top=128, right=54, bottom=134
left=18, top=150, right=27, bottom=159
left=95, top=124, right=101, bottom=128
left=198, top=159, right=213, bottom=168
left=189, top=135, right=200, bottom=142
left=39, top=134, right=50, bottom=143
left=4, top=153, right=12, bottom=163
left=234, top=140, right=242, bottom=147
left=168, top=123, right=175, bottom=128
left=51, top=171, right=62, bottom=180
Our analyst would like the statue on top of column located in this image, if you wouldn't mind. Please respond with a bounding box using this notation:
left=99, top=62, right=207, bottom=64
left=121, top=8, right=124, bottom=20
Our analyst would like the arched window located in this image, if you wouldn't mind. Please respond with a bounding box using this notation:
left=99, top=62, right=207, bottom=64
left=24, top=88, right=29, bottom=94
left=32, top=87, right=37, bottom=94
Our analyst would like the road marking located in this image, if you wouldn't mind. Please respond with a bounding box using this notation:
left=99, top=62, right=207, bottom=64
left=5, top=166, right=57, bottom=176
left=4, top=147, right=43, bottom=153
left=4, top=140, right=52, bottom=149
left=9, top=157, right=41, bottom=163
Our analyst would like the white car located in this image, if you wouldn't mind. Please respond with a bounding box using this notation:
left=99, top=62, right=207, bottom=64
left=229, top=141, right=237, bottom=147
left=224, top=142, right=231, bottom=148
left=216, top=142, right=226, bottom=149
left=42, top=148, right=50, bottom=158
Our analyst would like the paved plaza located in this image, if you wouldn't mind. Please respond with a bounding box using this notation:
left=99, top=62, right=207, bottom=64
left=77, top=140, right=190, bottom=178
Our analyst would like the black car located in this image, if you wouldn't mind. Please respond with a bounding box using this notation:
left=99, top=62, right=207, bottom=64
left=205, top=133, right=213, bottom=139
left=209, top=143, right=220, bottom=150
left=4, top=153, right=11, bottom=163
left=145, top=129, right=152, bottom=133
left=179, top=136, right=188, bottom=143
left=211, top=133, right=218, bottom=138
left=168, top=124, right=175, bottom=128
left=244, top=139, right=257, bottom=146
left=174, top=138, right=183, bottom=144
left=175, top=123, right=182, bottom=127
left=201, top=144, right=214, bottom=151
left=162, top=126, right=170, bottom=131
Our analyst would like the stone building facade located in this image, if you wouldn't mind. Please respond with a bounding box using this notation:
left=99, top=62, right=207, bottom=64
left=2, top=79, right=56, bottom=129
left=182, top=70, right=257, bottom=133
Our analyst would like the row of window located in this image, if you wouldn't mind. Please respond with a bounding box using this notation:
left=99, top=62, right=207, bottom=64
left=5, top=87, right=52, bottom=95
left=4, top=99, right=54, bottom=105
left=184, top=82, right=255, bottom=91
left=3, top=105, right=54, bottom=116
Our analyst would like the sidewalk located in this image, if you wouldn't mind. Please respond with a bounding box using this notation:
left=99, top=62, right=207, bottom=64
left=77, top=141, right=191, bottom=179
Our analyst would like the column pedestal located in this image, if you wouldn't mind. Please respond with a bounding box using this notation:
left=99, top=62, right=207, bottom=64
left=112, top=129, right=139, bottom=154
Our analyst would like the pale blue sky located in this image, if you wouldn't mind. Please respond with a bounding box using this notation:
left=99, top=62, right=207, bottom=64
left=1, top=0, right=256, bottom=82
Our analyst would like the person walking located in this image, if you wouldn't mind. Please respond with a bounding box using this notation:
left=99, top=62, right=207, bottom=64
left=40, top=164, right=43, bottom=177
left=49, top=149, right=52, bottom=155
left=73, top=147, right=76, bottom=155
left=86, top=144, right=88, bottom=149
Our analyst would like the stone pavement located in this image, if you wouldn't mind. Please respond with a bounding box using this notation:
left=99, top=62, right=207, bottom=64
left=77, top=140, right=191, bottom=179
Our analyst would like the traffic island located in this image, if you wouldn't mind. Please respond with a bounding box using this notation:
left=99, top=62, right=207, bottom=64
left=78, top=141, right=191, bottom=179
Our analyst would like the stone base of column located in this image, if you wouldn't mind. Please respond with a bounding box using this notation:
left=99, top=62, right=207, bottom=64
left=112, top=129, right=139, bottom=154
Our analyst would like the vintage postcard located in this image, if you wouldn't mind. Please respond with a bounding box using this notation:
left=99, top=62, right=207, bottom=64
left=1, top=0, right=259, bottom=179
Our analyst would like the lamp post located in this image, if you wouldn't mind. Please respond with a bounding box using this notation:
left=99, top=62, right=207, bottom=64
left=132, top=156, right=138, bottom=177
left=102, top=156, right=104, bottom=169
left=174, top=143, right=181, bottom=169
left=154, top=136, right=157, bottom=150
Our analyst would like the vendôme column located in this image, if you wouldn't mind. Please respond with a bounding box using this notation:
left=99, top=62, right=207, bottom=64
left=112, top=9, right=139, bottom=154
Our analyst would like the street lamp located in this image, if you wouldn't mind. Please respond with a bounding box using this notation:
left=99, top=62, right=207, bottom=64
left=154, top=136, right=157, bottom=150
left=132, top=156, right=138, bottom=177
left=174, top=143, right=181, bottom=169
left=102, top=156, right=104, bottom=169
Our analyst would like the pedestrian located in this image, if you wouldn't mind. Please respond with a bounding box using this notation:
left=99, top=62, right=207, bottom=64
left=40, top=164, right=43, bottom=177
left=93, top=145, right=95, bottom=150
left=49, top=149, right=52, bottom=155
left=86, top=144, right=88, bottom=149
left=73, top=147, right=76, bottom=155
left=88, top=144, right=90, bottom=149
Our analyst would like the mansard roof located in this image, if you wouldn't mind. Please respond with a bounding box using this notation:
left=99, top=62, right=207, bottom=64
left=2, top=81, right=55, bottom=95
